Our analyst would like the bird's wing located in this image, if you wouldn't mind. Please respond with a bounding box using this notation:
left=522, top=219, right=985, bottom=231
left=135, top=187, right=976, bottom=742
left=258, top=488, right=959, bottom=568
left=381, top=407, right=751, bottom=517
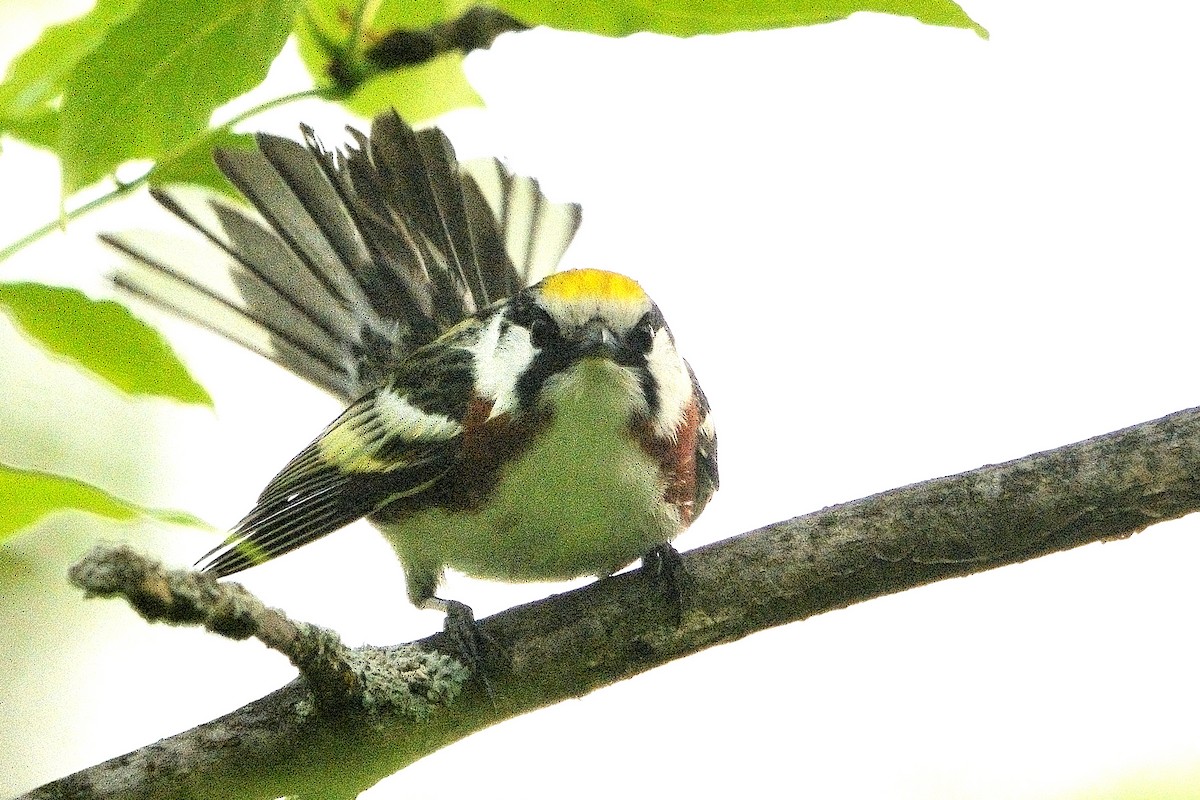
left=196, top=324, right=479, bottom=578
left=104, top=110, right=582, bottom=402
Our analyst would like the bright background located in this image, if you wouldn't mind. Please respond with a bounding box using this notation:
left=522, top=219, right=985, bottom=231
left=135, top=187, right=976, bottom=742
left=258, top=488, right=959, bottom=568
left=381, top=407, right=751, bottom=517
left=3, top=1, right=1200, bottom=797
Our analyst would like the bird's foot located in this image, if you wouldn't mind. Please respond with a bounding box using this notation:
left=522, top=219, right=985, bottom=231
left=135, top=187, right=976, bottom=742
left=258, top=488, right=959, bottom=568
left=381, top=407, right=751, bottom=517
left=641, top=543, right=687, bottom=626
left=440, top=598, right=495, bottom=704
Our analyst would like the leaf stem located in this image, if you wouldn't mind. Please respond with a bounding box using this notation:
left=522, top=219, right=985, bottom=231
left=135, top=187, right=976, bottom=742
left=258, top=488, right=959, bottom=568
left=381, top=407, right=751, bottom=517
left=210, top=86, right=332, bottom=138
left=348, top=0, right=382, bottom=59
left=0, top=86, right=332, bottom=265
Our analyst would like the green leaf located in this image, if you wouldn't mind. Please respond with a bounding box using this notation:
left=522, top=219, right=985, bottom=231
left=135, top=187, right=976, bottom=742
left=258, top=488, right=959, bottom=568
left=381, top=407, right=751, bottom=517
left=296, top=0, right=480, bottom=122
left=294, top=3, right=349, bottom=89
left=58, top=0, right=298, bottom=194
left=149, top=129, right=255, bottom=199
left=300, top=0, right=456, bottom=60
left=0, top=462, right=211, bottom=543
left=0, top=282, right=212, bottom=406
left=298, top=0, right=983, bottom=122
left=345, top=53, right=482, bottom=122
left=494, top=0, right=987, bottom=38
left=0, top=109, right=60, bottom=152
left=0, top=0, right=144, bottom=120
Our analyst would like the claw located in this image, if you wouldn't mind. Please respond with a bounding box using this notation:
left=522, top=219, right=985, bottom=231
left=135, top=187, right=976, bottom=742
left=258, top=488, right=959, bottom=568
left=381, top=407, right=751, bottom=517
left=439, top=598, right=495, bottom=705
left=641, top=543, right=686, bottom=626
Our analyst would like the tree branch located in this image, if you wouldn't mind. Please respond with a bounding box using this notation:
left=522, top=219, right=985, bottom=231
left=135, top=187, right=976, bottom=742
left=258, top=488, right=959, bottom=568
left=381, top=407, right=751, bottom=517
left=65, top=545, right=467, bottom=716
left=21, top=405, right=1200, bottom=799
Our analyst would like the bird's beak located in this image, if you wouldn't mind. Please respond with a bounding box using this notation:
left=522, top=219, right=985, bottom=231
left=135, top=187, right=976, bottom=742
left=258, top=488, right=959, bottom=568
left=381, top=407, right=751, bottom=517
left=577, top=318, right=620, bottom=358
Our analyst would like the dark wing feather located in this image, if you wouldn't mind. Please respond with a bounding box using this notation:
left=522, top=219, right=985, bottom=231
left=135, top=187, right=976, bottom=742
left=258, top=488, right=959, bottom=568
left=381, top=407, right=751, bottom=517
left=196, top=435, right=455, bottom=578
left=212, top=142, right=375, bottom=312
left=105, top=110, right=582, bottom=402
left=196, top=327, right=478, bottom=577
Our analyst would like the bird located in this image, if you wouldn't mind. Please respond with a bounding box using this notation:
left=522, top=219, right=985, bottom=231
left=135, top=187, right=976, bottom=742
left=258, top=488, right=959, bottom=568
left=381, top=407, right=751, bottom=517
left=103, top=110, right=718, bottom=645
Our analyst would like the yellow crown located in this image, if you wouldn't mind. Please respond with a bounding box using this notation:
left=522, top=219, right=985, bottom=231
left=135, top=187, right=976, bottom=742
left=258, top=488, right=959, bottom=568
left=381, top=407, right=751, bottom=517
left=540, top=269, right=647, bottom=304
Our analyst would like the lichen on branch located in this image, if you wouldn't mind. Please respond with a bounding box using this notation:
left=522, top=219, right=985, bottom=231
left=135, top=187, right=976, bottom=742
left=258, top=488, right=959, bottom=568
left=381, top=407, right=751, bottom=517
left=68, top=544, right=467, bottom=717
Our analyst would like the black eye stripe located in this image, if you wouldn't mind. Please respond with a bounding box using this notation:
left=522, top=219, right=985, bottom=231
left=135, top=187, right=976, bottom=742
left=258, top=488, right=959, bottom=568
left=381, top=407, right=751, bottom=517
left=503, top=296, right=672, bottom=413
left=639, top=365, right=660, bottom=417
left=515, top=345, right=575, bottom=410
left=626, top=313, right=655, bottom=355
left=528, top=315, right=559, bottom=349
left=506, top=296, right=560, bottom=349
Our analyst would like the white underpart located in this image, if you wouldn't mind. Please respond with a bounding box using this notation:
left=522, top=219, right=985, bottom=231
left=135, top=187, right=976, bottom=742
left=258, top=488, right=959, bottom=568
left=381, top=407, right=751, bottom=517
left=464, top=313, right=538, bottom=418
left=383, top=357, right=680, bottom=598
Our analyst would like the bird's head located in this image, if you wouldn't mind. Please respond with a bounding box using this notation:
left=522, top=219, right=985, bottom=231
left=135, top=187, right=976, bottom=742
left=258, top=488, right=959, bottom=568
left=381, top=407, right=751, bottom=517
left=468, top=269, right=697, bottom=436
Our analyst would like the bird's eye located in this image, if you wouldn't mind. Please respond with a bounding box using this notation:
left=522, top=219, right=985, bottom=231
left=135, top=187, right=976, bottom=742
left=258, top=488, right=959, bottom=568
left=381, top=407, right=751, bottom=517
left=627, top=316, right=655, bottom=355
left=529, top=316, right=556, bottom=349
left=509, top=298, right=561, bottom=349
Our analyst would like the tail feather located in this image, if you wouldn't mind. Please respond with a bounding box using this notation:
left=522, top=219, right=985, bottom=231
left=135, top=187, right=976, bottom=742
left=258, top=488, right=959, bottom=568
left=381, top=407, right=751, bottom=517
left=105, top=110, right=583, bottom=402
left=412, top=127, right=488, bottom=306
left=461, top=158, right=582, bottom=286
left=150, top=185, right=364, bottom=352
left=300, top=123, right=443, bottom=347
left=461, top=175, right=521, bottom=303
left=348, top=116, right=483, bottom=326
left=103, top=231, right=354, bottom=395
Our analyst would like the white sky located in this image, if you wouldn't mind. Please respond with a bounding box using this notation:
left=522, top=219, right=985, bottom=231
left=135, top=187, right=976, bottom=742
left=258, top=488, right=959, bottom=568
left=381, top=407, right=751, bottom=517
left=3, top=0, right=1200, bottom=797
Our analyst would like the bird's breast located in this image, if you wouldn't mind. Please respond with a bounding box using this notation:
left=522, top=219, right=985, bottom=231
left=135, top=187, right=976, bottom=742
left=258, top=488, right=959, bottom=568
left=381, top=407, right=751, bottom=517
left=383, top=358, right=683, bottom=582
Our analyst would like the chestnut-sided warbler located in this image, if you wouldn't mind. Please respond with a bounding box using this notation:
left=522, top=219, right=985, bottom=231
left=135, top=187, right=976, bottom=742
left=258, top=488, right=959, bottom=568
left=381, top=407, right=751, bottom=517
left=106, top=111, right=718, bottom=631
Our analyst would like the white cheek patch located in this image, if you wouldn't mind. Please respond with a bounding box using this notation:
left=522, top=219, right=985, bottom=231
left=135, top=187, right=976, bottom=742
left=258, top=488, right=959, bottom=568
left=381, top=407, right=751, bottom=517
left=466, top=314, right=538, bottom=417
left=645, top=328, right=693, bottom=438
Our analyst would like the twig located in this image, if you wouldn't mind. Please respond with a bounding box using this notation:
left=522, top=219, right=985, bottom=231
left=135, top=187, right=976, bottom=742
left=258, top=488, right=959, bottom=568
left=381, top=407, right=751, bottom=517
left=0, top=88, right=330, bottom=264
left=68, top=545, right=467, bottom=716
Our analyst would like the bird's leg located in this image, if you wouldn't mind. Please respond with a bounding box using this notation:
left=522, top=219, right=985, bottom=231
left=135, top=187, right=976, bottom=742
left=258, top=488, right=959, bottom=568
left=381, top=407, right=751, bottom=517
left=426, top=596, right=494, bottom=704
left=641, top=543, right=686, bottom=626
